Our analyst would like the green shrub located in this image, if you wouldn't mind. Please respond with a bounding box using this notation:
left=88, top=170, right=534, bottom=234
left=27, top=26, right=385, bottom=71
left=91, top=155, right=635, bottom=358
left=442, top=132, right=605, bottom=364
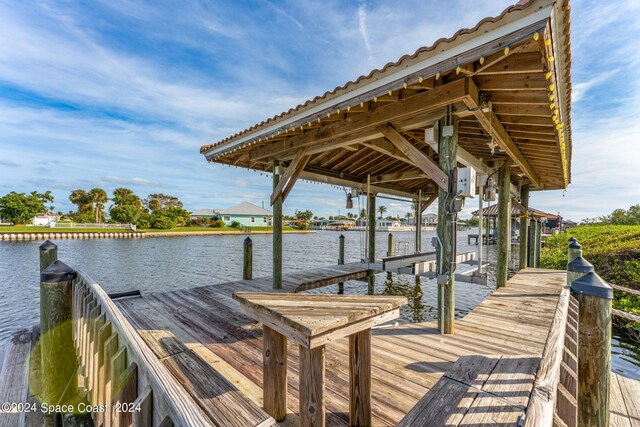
left=150, top=214, right=176, bottom=229
left=541, top=225, right=640, bottom=334
left=230, top=221, right=241, bottom=228
left=211, top=219, right=225, bottom=228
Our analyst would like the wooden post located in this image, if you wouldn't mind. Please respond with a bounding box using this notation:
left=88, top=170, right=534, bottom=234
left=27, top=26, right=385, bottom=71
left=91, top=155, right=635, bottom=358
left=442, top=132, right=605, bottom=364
left=39, top=240, right=58, bottom=272
left=243, top=237, right=253, bottom=280
left=40, top=260, right=78, bottom=407
left=478, top=183, right=484, bottom=274
left=272, top=160, right=283, bottom=289
left=519, top=186, right=529, bottom=269
left=528, top=219, right=536, bottom=267
left=568, top=241, right=582, bottom=263
left=338, top=234, right=345, bottom=294
left=387, top=233, right=393, bottom=257
left=414, top=192, right=422, bottom=253
left=535, top=220, right=542, bottom=267
left=263, top=326, right=287, bottom=422
left=349, top=329, right=371, bottom=427
left=496, top=163, right=511, bottom=287
left=367, top=192, right=376, bottom=295
left=570, top=272, right=613, bottom=427
left=436, top=111, right=457, bottom=334
left=567, top=256, right=594, bottom=285
left=299, top=345, right=325, bottom=427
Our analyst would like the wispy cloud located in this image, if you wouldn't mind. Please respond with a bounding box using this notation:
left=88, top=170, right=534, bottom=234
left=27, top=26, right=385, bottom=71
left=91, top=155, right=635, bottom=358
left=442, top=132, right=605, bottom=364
left=358, top=4, right=372, bottom=55
left=0, top=160, right=20, bottom=168
left=104, top=176, right=154, bottom=186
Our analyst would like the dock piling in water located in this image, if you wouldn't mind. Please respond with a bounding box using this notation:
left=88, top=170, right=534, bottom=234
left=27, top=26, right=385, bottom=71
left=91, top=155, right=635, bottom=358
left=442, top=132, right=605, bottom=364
left=39, top=240, right=58, bottom=272
left=243, top=237, right=253, bottom=280
left=40, top=260, right=78, bottom=408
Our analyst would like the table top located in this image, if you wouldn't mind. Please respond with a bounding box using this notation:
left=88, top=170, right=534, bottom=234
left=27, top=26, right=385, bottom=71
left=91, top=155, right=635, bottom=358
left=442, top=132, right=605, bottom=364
left=233, top=293, right=407, bottom=348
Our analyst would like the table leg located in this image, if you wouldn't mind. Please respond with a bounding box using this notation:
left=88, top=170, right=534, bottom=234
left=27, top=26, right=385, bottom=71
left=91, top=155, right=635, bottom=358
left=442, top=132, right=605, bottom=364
left=349, top=329, right=371, bottom=426
left=263, top=326, right=287, bottom=421
left=299, top=345, right=325, bottom=427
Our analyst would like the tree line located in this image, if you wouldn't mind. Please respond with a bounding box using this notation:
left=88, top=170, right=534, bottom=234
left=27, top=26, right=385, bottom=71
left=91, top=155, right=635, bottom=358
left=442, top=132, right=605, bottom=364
left=583, top=204, right=640, bottom=226
left=0, top=188, right=191, bottom=229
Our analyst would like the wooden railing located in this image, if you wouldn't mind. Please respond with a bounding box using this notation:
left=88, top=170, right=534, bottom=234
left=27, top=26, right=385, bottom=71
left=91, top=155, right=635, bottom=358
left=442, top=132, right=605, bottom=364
left=524, top=283, right=578, bottom=427
left=72, top=271, right=212, bottom=426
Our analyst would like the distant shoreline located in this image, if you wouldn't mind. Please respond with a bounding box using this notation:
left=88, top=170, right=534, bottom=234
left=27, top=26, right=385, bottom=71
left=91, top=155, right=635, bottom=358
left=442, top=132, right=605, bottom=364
left=143, top=229, right=315, bottom=237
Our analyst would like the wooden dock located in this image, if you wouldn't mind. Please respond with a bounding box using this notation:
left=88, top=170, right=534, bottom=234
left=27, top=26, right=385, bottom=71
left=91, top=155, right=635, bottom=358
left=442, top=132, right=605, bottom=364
left=104, top=267, right=639, bottom=426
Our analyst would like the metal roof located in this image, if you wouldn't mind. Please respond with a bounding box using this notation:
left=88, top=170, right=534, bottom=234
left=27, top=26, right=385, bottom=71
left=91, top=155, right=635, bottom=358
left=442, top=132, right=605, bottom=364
left=218, top=202, right=272, bottom=216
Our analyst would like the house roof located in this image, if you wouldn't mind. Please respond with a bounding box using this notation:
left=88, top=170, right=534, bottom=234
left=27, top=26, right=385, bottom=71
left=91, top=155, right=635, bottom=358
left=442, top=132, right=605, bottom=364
left=218, top=202, right=272, bottom=216
left=191, top=209, right=217, bottom=216
left=472, top=203, right=557, bottom=218
left=201, top=0, right=572, bottom=197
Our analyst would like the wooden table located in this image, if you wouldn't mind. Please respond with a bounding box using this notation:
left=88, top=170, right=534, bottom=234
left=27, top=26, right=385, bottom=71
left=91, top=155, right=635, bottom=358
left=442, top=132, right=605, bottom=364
left=232, top=292, right=407, bottom=427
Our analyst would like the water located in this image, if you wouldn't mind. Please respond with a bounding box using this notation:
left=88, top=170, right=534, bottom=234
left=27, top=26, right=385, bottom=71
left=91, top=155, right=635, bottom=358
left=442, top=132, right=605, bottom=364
left=1, top=230, right=638, bottom=379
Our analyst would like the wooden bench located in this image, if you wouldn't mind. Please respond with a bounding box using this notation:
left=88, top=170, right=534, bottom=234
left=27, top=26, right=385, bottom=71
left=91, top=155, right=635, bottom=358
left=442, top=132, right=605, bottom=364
left=397, top=354, right=540, bottom=426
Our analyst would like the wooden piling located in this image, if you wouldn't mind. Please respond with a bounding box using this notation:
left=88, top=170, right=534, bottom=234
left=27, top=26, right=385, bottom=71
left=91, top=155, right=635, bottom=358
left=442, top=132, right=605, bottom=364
left=570, top=272, right=613, bottom=427
left=519, top=186, right=529, bottom=269
left=568, top=241, right=582, bottom=263
left=414, top=191, right=422, bottom=253
left=567, top=256, right=594, bottom=286
left=40, top=260, right=78, bottom=406
left=338, top=234, right=345, bottom=294
left=39, top=240, right=58, bottom=272
left=528, top=220, right=536, bottom=268
left=243, top=237, right=253, bottom=280
left=436, top=112, right=457, bottom=334
left=272, top=160, right=283, bottom=289
left=367, top=192, right=376, bottom=295
left=535, top=221, right=542, bottom=267
left=496, top=162, right=511, bottom=287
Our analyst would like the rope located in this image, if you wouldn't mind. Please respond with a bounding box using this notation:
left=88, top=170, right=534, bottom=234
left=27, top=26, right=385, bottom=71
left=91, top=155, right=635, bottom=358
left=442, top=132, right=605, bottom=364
left=611, top=284, right=640, bottom=297
left=612, top=309, right=640, bottom=323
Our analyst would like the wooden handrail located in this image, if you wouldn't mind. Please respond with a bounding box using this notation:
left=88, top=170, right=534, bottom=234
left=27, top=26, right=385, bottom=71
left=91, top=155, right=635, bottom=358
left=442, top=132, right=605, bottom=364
left=75, top=271, right=212, bottom=427
left=523, top=284, right=572, bottom=427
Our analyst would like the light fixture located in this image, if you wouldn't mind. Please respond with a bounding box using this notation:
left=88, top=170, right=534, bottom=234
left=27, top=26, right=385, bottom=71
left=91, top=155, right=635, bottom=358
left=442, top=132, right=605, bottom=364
left=346, top=192, right=353, bottom=209
left=274, top=165, right=281, bottom=175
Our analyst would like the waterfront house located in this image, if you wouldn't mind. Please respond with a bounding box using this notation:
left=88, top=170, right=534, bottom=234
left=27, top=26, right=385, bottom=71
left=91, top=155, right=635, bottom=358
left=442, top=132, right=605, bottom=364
left=191, top=202, right=273, bottom=226
left=32, top=213, right=60, bottom=226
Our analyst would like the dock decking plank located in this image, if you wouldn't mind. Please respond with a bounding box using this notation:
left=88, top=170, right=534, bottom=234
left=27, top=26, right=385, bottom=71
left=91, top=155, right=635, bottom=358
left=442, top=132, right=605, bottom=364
left=112, top=267, right=640, bottom=426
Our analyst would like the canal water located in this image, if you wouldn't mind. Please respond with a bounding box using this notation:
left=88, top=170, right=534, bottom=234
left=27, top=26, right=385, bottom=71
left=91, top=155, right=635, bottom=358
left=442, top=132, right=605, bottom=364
left=1, top=229, right=638, bottom=379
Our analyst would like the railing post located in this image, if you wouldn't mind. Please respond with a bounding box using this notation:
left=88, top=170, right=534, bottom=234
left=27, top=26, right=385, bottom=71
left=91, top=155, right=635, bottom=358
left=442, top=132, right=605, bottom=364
left=40, top=260, right=78, bottom=408
left=568, top=240, right=582, bottom=263
left=387, top=233, right=394, bottom=257
left=567, top=256, right=594, bottom=285
left=571, top=271, right=613, bottom=427
left=243, top=237, right=253, bottom=280
left=39, top=240, right=58, bottom=272
left=338, top=234, right=345, bottom=294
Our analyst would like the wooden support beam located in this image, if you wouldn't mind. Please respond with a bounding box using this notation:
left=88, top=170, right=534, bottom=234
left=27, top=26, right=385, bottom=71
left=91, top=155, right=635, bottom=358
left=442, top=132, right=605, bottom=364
left=436, top=113, right=457, bottom=335
left=367, top=191, right=376, bottom=295
left=476, top=52, right=544, bottom=75
left=281, top=156, right=310, bottom=203
left=464, top=78, right=541, bottom=188
left=272, top=160, right=283, bottom=290
left=263, top=326, right=287, bottom=421
left=519, top=185, right=529, bottom=270
left=271, top=148, right=309, bottom=205
left=370, top=169, right=428, bottom=184
left=496, top=163, right=511, bottom=288
left=379, top=124, right=449, bottom=191
left=299, top=345, right=325, bottom=427
left=415, top=191, right=422, bottom=253
left=249, top=79, right=470, bottom=161
left=349, top=329, right=371, bottom=427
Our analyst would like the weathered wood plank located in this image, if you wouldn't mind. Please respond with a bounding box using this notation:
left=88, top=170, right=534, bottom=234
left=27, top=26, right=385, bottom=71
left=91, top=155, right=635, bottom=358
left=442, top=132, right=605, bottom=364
left=349, top=329, right=371, bottom=427
left=263, top=326, right=287, bottom=422
left=299, top=345, right=325, bottom=427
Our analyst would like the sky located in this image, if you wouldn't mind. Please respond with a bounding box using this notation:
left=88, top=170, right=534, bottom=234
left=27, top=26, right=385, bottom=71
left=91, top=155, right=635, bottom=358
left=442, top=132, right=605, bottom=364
left=1, top=0, right=639, bottom=222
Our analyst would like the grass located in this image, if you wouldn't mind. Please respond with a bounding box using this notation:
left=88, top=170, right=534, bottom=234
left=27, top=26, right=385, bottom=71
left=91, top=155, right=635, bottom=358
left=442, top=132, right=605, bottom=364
left=541, top=225, right=640, bottom=335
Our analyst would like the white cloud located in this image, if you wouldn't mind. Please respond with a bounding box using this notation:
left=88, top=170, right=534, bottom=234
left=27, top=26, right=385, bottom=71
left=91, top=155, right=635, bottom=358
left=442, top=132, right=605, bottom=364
left=104, top=176, right=154, bottom=186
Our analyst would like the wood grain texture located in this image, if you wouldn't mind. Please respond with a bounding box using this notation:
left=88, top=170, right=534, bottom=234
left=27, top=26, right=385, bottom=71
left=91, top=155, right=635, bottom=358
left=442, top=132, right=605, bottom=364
left=299, top=345, right=325, bottom=427
left=349, top=329, right=371, bottom=427
left=496, top=162, right=511, bottom=288
left=263, top=326, right=287, bottom=422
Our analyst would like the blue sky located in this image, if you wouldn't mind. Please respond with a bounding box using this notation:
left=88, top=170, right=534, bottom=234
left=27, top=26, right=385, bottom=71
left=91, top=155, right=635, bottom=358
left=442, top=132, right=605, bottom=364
left=0, top=0, right=639, bottom=221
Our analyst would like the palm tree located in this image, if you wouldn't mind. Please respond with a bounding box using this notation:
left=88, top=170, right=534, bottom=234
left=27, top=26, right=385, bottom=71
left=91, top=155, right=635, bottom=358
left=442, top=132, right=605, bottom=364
left=89, top=188, right=108, bottom=223
left=377, top=205, right=387, bottom=219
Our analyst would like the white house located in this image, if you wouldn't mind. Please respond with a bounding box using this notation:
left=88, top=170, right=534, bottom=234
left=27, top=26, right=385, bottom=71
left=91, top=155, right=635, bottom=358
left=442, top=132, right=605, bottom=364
left=191, top=202, right=273, bottom=227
